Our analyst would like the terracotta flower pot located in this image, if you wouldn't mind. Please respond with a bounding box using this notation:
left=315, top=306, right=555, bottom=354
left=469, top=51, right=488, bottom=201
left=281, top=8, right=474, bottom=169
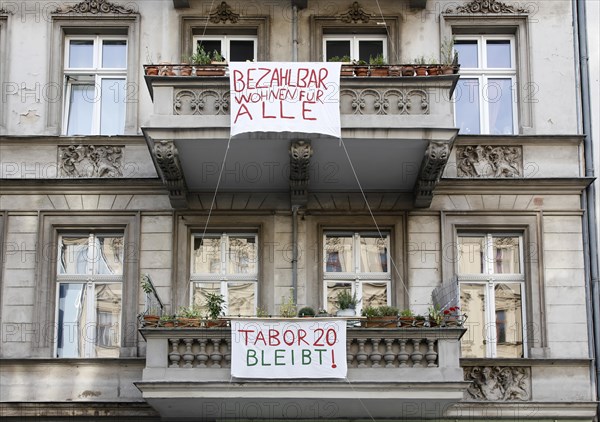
left=362, top=316, right=398, bottom=328
left=415, top=66, right=428, bottom=76
left=179, top=65, right=193, bottom=76
left=370, top=66, right=389, bottom=77
left=354, top=66, right=369, bottom=77
left=145, top=66, right=159, bottom=76
left=401, top=66, right=415, bottom=76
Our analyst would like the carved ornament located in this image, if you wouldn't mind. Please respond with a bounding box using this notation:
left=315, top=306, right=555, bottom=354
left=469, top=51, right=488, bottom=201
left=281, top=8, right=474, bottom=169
left=209, top=2, right=239, bottom=23
left=289, top=140, right=313, bottom=207
left=414, top=141, right=451, bottom=208
left=59, top=145, right=123, bottom=178
left=457, top=145, right=522, bottom=178
left=465, top=366, right=530, bottom=401
left=445, top=0, right=528, bottom=14
left=174, top=89, right=229, bottom=115
left=153, top=140, right=187, bottom=208
left=339, top=2, right=371, bottom=23
left=53, top=0, right=136, bottom=14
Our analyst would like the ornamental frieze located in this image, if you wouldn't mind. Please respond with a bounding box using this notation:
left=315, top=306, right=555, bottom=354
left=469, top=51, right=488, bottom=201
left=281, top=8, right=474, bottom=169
left=58, top=145, right=123, bottom=178
left=445, top=0, right=528, bottom=14
left=53, top=0, right=136, bottom=14
left=339, top=2, right=372, bottom=23
left=209, top=1, right=240, bottom=24
left=465, top=366, right=530, bottom=401
left=456, top=145, right=522, bottom=178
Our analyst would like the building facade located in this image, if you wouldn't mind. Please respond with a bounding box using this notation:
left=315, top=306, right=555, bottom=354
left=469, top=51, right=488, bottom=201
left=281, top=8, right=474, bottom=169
left=0, top=0, right=598, bottom=420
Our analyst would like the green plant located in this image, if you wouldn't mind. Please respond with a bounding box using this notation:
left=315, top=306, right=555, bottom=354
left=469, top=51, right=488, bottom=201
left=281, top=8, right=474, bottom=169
left=399, top=308, right=414, bottom=318
left=212, top=49, right=224, bottom=62
left=328, top=55, right=351, bottom=62
left=140, top=274, right=154, bottom=294
left=279, top=290, right=297, bottom=317
left=204, top=292, right=226, bottom=320
left=361, top=306, right=380, bottom=317
left=440, top=37, right=456, bottom=65
left=369, top=53, right=387, bottom=66
left=378, top=305, right=399, bottom=316
left=297, top=306, right=316, bottom=317
left=256, top=306, right=269, bottom=318
left=177, top=305, right=201, bottom=319
left=353, top=59, right=367, bottom=66
left=191, top=45, right=212, bottom=65
left=414, top=56, right=428, bottom=65
left=428, top=304, right=444, bottom=325
left=335, top=290, right=358, bottom=310
left=159, top=314, right=175, bottom=324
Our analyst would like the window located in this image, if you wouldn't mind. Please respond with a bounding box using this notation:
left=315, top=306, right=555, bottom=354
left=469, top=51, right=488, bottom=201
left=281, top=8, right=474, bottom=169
left=191, top=233, right=258, bottom=316
left=63, top=35, right=127, bottom=135
left=322, top=35, right=387, bottom=62
left=458, top=233, right=525, bottom=358
left=453, top=36, right=517, bottom=135
left=323, top=232, right=390, bottom=313
left=193, top=35, right=257, bottom=62
left=55, top=233, right=124, bottom=358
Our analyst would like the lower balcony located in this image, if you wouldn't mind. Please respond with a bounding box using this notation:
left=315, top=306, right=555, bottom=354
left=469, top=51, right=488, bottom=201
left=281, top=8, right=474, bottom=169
left=136, top=326, right=468, bottom=420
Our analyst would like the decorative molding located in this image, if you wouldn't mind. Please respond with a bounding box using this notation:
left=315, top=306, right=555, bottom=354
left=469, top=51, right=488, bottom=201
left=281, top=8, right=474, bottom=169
left=414, top=140, right=451, bottom=208
left=340, top=88, right=429, bottom=115
left=456, top=145, right=522, bottom=178
left=445, top=0, right=528, bottom=14
left=289, top=140, right=313, bottom=207
left=339, top=2, right=371, bottom=23
left=0, top=7, right=13, bottom=14
left=152, top=140, right=187, bottom=209
left=174, top=89, right=229, bottom=115
left=464, top=366, right=530, bottom=401
left=53, top=0, right=136, bottom=14
left=209, top=1, right=239, bottom=24
left=58, top=145, right=123, bottom=178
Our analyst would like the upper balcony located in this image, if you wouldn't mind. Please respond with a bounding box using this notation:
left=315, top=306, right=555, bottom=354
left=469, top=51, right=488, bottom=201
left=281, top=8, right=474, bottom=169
left=136, top=325, right=467, bottom=420
left=141, top=65, right=460, bottom=209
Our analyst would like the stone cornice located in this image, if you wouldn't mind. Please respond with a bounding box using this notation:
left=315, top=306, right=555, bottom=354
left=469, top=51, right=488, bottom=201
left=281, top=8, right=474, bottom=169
left=436, top=177, right=594, bottom=195
left=0, top=178, right=165, bottom=194
left=0, top=135, right=146, bottom=145
left=454, top=134, right=585, bottom=146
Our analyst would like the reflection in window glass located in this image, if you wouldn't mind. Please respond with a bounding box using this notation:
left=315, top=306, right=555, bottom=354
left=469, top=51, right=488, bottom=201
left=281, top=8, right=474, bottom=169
left=228, top=282, right=255, bottom=316
left=66, top=85, right=95, bottom=136
left=96, top=236, right=124, bottom=275
left=325, top=236, right=353, bottom=272
left=100, top=79, right=126, bottom=136
left=492, top=236, right=521, bottom=274
left=455, top=79, right=480, bottom=135
left=360, top=236, right=388, bottom=272
left=458, top=236, right=485, bottom=274
left=495, top=283, right=523, bottom=358
left=59, top=237, right=90, bottom=274
left=57, top=283, right=85, bottom=358
left=228, top=236, right=256, bottom=274
left=326, top=282, right=352, bottom=314
left=460, top=283, right=487, bottom=358
left=94, top=283, right=121, bottom=357
left=193, top=282, right=221, bottom=315
left=362, top=282, right=387, bottom=308
left=487, top=79, right=514, bottom=135
left=192, top=237, right=222, bottom=274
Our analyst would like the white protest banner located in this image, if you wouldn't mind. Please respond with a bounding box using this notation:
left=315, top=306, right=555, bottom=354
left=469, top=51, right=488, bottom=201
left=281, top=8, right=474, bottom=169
left=229, top=62, right=341, bottom=138
left=231, top=318, right=347, bottom=379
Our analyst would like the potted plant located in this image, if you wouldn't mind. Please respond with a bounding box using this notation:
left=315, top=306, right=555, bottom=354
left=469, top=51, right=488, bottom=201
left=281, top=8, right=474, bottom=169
left=191, top=46, right=226, bottom=76
left=401, top=63, right=415, bottom=76
left=361, top=305, right=399, bottom=328
left=204, top=292, right=226, bottom=327
left=440, top=37, right=459, bottom=74
left=279, top=290, right=297, bottom=318
left=442, top=305, right=465, bottom=327
left=369, top=53, right=389, bottom=76
left=159, top=314, right=176, bottom=327
left=179, top=55, right=193, bottom=76
left=414, top=56, right=428, bottom=76
left=256, top=306, right=269, bottom=318
left=335, top=290, right=358, bottom=317
left=141, top=305, right=161, bottom=327
left=353, top=59, right=369, bottom=76
left=428, top=304, right=444, bottom=327
left=399, top=308, right=415, bottom=327
left=414, top=314, right=426, bottom=327
left=144, top=47, right=159, bottom=76
left=176, top=305, right=202, bottom=327
left=298, top=306, right=316, bottom=317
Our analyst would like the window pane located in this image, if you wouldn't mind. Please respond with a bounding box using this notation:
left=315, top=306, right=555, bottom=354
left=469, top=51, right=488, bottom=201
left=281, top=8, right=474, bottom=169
left=227, top=282, right=255, bottom=316
left=100, top=78, right=126, bottom=135
left=326, top=282, right=352, bottom=314
left=95, top=283, right=121, bottom=358
left=192, top=282, right=221, bottom=316
left=325, top=236, right=353, bottom=272
left=492, top=236, right=521, bottom=274
left=454, top=40, right=478, bottom=68
left=458, top=236, right=485, bottom=274
left=487, top=78, right=514, bottom=135
left=460, top=283, right=487, bottom=358
left=227, top=236, right=257, bottom=274
left=57, top=283, right=85, bottom=358
left=69, top=40, right=94, bottom=68
left=486, top=40, right=512, bottom=68
left=358, top=40, right=384, bottom=63
left=197, top=40, right=221, bottom=57
left=325, top=40, right=351, bottom=61
left=66, top=84, right=95, bottom=136
left=494, top=283, right=523, bottom=358
left=58, top=237, right=90, bottom=274
left=362, top=282, right=388, bottom=308
left=95, top=236, right=124, bottom=275
left=192, top=237, right=222, bottom=274
left=359, top=236, right=388, bottom=272
left=455, top=79, right=481, bottom=134
left=102, top=40, right=126, bottom=68
left=229, top=40, right=255, bottom=62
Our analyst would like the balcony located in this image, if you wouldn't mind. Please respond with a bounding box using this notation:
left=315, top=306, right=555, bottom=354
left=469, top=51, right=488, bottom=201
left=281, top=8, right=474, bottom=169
left=136, top=326, right=467, bottom=420
left=141, top=68, right=460, bottom=209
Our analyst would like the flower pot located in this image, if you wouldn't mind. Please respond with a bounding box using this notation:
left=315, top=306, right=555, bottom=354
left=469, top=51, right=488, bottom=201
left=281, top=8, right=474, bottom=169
left=362, top=316, right=398, bottom=328
left=336, top=308, right=356, bottom=317
left=401, top=66, right=415, bottom=76
left=143, top=315, right=160, bottom=327
left=177, top=318, right=201, bottom=327
left=205, top=319, right=228, bottom=328
left=370, top=66, right=389, bottom=77
left=195, top=66, right=226, bottom=76
left=427, top=65, right=442, bottom=76
left=441, top=65, right=454, bottom=75
left=388, top=65, right=401, bottom=76
left=354, top=65, right=369, bottom=77
left=145, top=65, right=159, bottom=76
left=340, top=65, right=355, bottom=76
left=415, top=66, right=428, bottom=76
left=159, top=63, right=177, bottom=76
left=399, top=316, right=415, bottom=327
left=179, top=65, right=193, bottom=76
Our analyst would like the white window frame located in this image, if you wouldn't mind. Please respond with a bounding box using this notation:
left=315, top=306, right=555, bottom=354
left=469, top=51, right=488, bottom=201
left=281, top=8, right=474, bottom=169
left=458, top=232, right=527, bottom=358
left=193, top=35, right=258, bottom=61
left=190, top=232, right=258, bottom=316
left=323, top=231, right=391, bottom=313
left=54, top=233, right=123, bottom=358
left=454, top=35, right=518, bottom=135
left=62, top=35, right=127, bottom=136
left=322, top=34, right=387, bottom=62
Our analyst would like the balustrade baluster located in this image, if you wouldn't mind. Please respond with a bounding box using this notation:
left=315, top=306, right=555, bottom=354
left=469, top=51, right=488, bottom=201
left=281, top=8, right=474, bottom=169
left=425, top=339, right=438, bottom=367
left=383, top=338, right=395, bottom=368
left=356, top=339, right=368, bottom=368
left=346, top=339, right=354, bottom=367
left=182, top=338, right=194, bottom=368
left=168, top=338, right=181, bottom=368
left=224, top=339, right=231, bottom=368
left=195, top=338, right=209, bottom=368
left=370, top=338, right=382, bottom=368
left=210, top=338, right=223, bottom=368
left=398, top=339, right=409, bottom=367
left=411, top=339, right=423, bottom=366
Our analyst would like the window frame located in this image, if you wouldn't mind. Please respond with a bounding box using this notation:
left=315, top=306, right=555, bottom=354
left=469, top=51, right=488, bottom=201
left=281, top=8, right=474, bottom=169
left=322, top=231, right=392, bottom=314
left=34, top=212, right=139, bottom=358
left=457, top=232, right=527, bottom=358
left=48, top=15, right=140, bottom=136
left=322, top=34, right=388, bottom=62
left=189, top=232, right=259, bottom=316
left=193, top=35, right=258, bottom=62
left=453, top=35, right=518, bottom=135
left=54, top=232, right=124, bottom=358
left=0, top=14, right=8, bottom=133
left=440, top=12, right=533, bottom=134
left=62, top=35, right=128, bottom=136
left=441, top=212, right=546, bottom=359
